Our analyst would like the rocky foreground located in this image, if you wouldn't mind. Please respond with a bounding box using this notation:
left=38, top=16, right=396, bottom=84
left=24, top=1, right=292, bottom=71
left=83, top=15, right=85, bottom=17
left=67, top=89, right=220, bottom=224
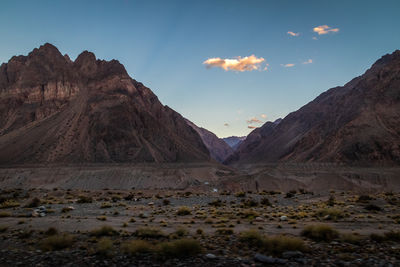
left=0, top=188, right=399, bottom=266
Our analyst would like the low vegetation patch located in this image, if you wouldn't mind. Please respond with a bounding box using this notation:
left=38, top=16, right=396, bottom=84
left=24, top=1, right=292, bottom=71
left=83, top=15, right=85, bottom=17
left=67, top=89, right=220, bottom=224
left=122, top=240, right=154, bottom=255
left=0, top=211, right=11, bottom=217
left=40, top=234, right=74, bottom=251
left=157, top=239, right=202, bottom=258
left=135, top=227, right=165, bottom=238
left=91, top=226, right=118, bottom=237
left=25, top=197, right=41, bottom=208
left=301, top=224, right=339, bottom=242
left=76, top=195, right=93, bottom=204
left=96, top=238, right=113, bottom=256
left=315, top=208, right=346, bottom=220
left=176, top=206, right=191, bottom=216
left=239, top=230, right=306, bottom=255
left=0, top=200, right=20, bottom=209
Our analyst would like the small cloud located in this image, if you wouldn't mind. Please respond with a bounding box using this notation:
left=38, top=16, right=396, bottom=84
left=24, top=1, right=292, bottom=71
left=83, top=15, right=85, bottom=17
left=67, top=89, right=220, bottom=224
left=224, top=123, right=229, bottom=127
left=261, top=114, right=267, bottom=119
left=287, top=31, right=300, bottom=37
left=313, top=25, right=339, bottom=35
left=247, top=117, right=262, bottom=124
left=248, top=126, right=257, bottom=129
left=312, top=37, right=318, bottom=40
left=303, top=59, right=313, bottom=64
left=281, top=63, right=295, bottom=68
left=203, top=55, right=266, bottom=72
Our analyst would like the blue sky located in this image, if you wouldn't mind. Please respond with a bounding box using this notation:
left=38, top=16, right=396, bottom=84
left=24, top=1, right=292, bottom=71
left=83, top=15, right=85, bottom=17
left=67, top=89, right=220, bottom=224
left=1, top=0, right=400, bottom=137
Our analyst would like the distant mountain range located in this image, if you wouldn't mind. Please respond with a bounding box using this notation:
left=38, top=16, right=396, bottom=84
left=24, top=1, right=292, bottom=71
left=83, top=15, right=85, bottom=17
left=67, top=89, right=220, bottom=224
left=0, top=43, right=210, bottom=164
left=226, top=50, right=400, bottom=165
left=222, top=136, right=246, bottom=150
left=185, top=119, right=233, bottom=162
left=1, top=44, right=399, bottom=166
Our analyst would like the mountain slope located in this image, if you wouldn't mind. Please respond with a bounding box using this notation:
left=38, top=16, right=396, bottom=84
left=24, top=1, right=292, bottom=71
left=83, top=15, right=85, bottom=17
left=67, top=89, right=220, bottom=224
left=226, top=50, right=400, bottom=165
left=222, top=136, right=246, bottom=150
left=185, top=119, right=233, bottom=162
left=0, top=43, right=210, bottom=164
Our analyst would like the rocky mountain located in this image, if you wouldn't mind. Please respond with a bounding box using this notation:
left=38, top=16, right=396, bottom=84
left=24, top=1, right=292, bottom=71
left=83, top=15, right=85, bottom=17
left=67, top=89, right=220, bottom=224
left=185, top=119, right=233, bottom=162
left=226, top=50, right=400, bottom=165
left=0, top=43, right=210, bottom=164
left=222, top=136, right=246, bottom=150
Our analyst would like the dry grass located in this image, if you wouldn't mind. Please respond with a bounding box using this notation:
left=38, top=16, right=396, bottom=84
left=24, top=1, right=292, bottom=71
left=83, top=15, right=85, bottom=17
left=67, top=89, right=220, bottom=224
left=90, top=226, right=118, bottom=237
left=122, top=240, right=154, bottom=255
left=156, top=239, right=202, bottom=258
left=176, top=206, right=191, bottom=216
left=301, top=224, right=339, bottom=242
left=40, top=234, right=74, bottom=251
left=135, top=227, right=165, bottom=238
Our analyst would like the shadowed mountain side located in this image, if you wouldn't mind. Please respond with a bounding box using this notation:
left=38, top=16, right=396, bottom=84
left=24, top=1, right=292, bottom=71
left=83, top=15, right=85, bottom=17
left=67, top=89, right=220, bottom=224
left=0, top=43, right=210, bottom=164
left=226, top=50, right=400, bottom=165
left=185, top=119, right=233, bottom=162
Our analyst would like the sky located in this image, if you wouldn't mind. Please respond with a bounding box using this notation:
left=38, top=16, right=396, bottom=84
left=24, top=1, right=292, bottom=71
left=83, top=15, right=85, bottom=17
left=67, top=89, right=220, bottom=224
left=1, top=0, right=400, bottom=138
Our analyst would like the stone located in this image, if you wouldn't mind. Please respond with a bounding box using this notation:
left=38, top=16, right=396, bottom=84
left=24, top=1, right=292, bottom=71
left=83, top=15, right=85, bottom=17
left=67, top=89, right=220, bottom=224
left=280, top=215, right=288, bottom=221
left=282, top=251, right=304, bottom=259
left=205, top=253, right=217, bottom=259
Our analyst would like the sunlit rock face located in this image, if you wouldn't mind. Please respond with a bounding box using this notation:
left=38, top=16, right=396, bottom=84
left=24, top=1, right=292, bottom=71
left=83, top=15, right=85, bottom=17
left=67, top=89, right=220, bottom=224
left=0, top=43, right=210, bottom=164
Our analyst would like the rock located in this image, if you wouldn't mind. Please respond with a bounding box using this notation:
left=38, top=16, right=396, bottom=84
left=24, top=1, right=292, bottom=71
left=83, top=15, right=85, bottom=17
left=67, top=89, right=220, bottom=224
left=255, top=217, right=263, bottom=222
left=254, top=253, right=286, bottom=264
left=280, top=215, right=288, bottom=221
left=205, top=253, right=217, bottom=259
left=282, top=251, right=304, bottom=259
left=148, top=202, right=154, bottom=206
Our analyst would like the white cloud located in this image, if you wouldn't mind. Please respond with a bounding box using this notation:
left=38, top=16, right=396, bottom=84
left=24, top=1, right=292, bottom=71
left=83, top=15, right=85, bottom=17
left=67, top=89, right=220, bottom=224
left=203, top=55, right=266, bottom=72
left=303, top=59, right=313, bottom=64
left=281, top=63, right=295, bottom=68
left=287, top=31, right=300, bottom=37
left=248, top=125, right=257, bottom=129
left=313, top=25, right=339, bottom=35
left=312, top=37, right=318, bottom=40
left=261, top=114, right=267, bottom=119
left=247, top=117, right=262, bottom=124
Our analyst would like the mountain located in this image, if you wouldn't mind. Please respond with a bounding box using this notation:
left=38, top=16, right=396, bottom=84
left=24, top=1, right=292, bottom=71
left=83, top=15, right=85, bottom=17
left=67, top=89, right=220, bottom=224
left=222, top=136, right=246, bottom=150
left=0, top=43, right=210, bottom=164
left=185, top=119, right=233, bottom=162
left=226, top=50, right=400, bottom=165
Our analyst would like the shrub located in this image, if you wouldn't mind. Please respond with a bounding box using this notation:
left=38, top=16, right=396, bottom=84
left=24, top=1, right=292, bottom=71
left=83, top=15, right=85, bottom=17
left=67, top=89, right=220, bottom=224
left=0, top=225, right=8, bottom=233
left=301, top=224, right=339, bottom=242
left=100, top=202, right=112, bottom=209
left=356, top=195, right=373, bottom=203
left=235, top=192, right=246, bottom=198
left=365, top=204, right=382, bottom=212
left=163, top=199, right=170, bottom=205
left=40, top=234, right=74, bottom=251
left=157, top=239, right=202, bottom=258
left=0, top=211, right=11, bottom=217
left=91, top=226, right=118, bottom=237
left=239, top=229, right=264, bottom=246
left=176, top=206, right=191, bottom=216
left=97, top=216, right=107, bottom=221
left=384, top=231, right=400, bottom=241
left=45, top=227, right=58, bottom=236
left=76, top=195, right=93, bottom=204
left=0, top=200, right=20, bottom=209
left=208, top=199, right=223, bottom=207
left=61, top=207, right=74, bottom=213
left=260, top=197, right=271, bottom=206
left=174, top=227, right=188, bottom=237
left=26, top=197, right=41, bottom=208
left=315, top=208, right=345, bottom=220
left=135, top=227, right=165, bottom=238
left=285, top=191, right=296, bottom=198
left=122, top=240, right=153, bottom=255
left=264, top=235, right=306, bottom=255
left=96, top=238, right=113, bottom=256
left=243, top=198, right=258, bottom=207
left=340, top=233, right=362, bottom=244
left=326, top=195, right=335, bottom=206
left=215, top=228, right=234, bottom=235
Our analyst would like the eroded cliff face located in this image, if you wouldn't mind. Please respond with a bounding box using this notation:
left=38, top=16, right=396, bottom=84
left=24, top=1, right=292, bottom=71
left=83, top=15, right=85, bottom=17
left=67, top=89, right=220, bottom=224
left=0, top=43, right=210, bottom=164
left=226, top=50, right=400, bottom=165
